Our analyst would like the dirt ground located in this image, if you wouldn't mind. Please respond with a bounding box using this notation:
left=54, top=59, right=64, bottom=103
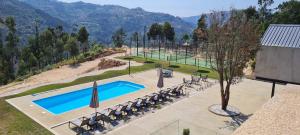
left=0, top=53, right=141, bottom=97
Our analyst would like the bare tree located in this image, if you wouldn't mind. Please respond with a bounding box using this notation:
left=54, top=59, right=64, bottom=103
left=208, top=10, right=260, bottom=110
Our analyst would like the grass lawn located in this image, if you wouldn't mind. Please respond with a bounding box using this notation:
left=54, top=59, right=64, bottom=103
left=0, top=56, right=217, bottom=135
left=122, top=56, right=218, bottom=79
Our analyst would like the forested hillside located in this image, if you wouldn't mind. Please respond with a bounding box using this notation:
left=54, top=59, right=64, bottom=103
left=0, top=0, right=69, bottom=43
left=21, top=0, right=194, bottom=43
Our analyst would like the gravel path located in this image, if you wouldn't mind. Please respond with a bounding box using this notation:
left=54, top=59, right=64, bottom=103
left=233, top=85, right=300, bottom=135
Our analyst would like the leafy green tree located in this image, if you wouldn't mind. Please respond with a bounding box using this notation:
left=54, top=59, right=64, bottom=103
left=17, top=60, right=27, bottom=76
left=272, top=0, right=300, bottom=24
left=163, top=22, right=175, bottom=42
left=54, top=26, right=64, bottom=38
left=65, top=37, right=79, bottom=58
left=193, top=15, right=208, bottom=50
left=149, top=23, right=163, bottom=40
left=112, top=28, right=126, bottom=48
left=89, top=43, right=103, bottom=54
left=197, top=15, right=207, bottom=30
left=55, top=38, right=65, bottom=61
left=5, top=17, right=19, bottom=79
left=182, top=34, right=190, bottom=42
left=244, top=6, right=259, bottom=21
left=258, top=0, right=274, bottom=20
left=132, top=32, right=139, bottom=56
left=40, top=29, right=54, bottom=65
left=77, top=26, right=89, bottom=52
left=19, top=47, right=31, bottom=71
left=149, top=23, right=163, bottom=59
left=28, top=53, right=38, bottom=69
left=0, top=32, right=8, bottom=84
left=52, top=26, right=65, bottom=62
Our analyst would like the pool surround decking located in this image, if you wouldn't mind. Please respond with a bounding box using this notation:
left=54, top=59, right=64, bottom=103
left=6, top=69, right=299, bottom=135
left=6, top=69, right=188, bottom=134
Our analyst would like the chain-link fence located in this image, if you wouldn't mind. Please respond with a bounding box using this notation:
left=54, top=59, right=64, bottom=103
left=131, top=48, right=211, bottom=68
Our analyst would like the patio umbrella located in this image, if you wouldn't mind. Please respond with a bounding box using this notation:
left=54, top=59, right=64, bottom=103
left=90, top=81, right=99, bottom=114
left=157, top=68, right=164, bottom=89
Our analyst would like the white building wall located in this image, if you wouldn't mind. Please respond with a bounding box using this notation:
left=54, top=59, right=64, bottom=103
left=255, top=46, right=300, bottom=84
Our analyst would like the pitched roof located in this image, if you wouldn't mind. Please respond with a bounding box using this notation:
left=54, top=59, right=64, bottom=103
left=261, top=24, right=300, bottom=48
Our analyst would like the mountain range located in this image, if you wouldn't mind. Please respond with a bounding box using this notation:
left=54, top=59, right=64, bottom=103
left=0, top=0, right=69, bottom=43
left=1, top=0, right=196, bottom=44
left=182, top=15, right=201, bottom=27
left=182, top=12, right=231, bottom=28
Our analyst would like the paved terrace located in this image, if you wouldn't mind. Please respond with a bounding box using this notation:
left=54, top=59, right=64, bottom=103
left=6, top=69, right=298, bottom=135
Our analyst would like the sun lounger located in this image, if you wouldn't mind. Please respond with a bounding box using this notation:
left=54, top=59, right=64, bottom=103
left=105, top=108, right=117, bottom=121
left=183, top=78, right=192, bottom=87
left=159, top=90, right=170, bottom=101
left=202, top=75, right=208, bottom=82
left=191, top=75, right=201, bottom=85
left=97, top=112, right=116, bottom=127
left=167, top=84, right=184, bottom=96
left=175, top=84, right=184, bottom=96
left=85, top=112, right=106, bottom=130
left=114, top=104, right=128, bottom=120
left=126, top=99, right=141, bottom=114
left=146, top=93, right=161, bottom=105
left=69, top=117, right=93, bottom=134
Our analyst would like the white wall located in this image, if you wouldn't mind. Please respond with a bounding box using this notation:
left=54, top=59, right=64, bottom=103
left=255, top=46, right=300, bottom=84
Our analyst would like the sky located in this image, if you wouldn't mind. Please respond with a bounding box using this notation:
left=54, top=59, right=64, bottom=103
left=59, top=0, right=287, bottom=17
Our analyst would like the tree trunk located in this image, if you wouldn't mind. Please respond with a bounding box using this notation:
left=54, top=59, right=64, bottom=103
left=221, top=94, right=227, bottom=110
left=221, top=82, right=231, bottom=110
left=220, top=81, right=226, bottom=110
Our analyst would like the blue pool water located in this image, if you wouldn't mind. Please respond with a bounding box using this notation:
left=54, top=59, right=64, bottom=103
left=33, top=81, right=145, bottom=115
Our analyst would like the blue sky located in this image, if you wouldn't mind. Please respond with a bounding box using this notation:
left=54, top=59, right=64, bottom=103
left=59, top=0, right=287, bottom=17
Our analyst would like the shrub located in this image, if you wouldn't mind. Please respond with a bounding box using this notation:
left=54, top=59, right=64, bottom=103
left=156, top=105, right=162, bottom=109
left=183, top=128, right=190, bottom=135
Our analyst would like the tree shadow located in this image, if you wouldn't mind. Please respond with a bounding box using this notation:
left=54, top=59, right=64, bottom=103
left=168, top=65, right=180, bottom=68
left=196, top=69, right=210, bottom=73
left=68, top=63, right=81, bottom=69
left=144, top=61, right=154, bottom=64
left=220, top=113, right=253, bottom=131
left=123, top=57, right=133, bottom=60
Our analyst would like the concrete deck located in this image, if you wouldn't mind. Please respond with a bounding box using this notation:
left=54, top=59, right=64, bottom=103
left=6, top=69, right=298, bottom=135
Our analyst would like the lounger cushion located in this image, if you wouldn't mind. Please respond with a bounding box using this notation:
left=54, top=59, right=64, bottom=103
left=71, top=119, right=82, bottom=127
left=89, top=116, right=96, bottom=125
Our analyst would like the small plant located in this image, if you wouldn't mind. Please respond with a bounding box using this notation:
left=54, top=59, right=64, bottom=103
left=156, top=105, right=162, bottom=109
left=183, top=128, right=190, bottom=135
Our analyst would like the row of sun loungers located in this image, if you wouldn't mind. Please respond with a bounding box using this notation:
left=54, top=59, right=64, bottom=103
left=68, top=84, right=186, bottom=134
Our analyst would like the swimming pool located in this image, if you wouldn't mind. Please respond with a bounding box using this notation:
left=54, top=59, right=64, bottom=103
left=33, top=81, right=145, bottom=115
